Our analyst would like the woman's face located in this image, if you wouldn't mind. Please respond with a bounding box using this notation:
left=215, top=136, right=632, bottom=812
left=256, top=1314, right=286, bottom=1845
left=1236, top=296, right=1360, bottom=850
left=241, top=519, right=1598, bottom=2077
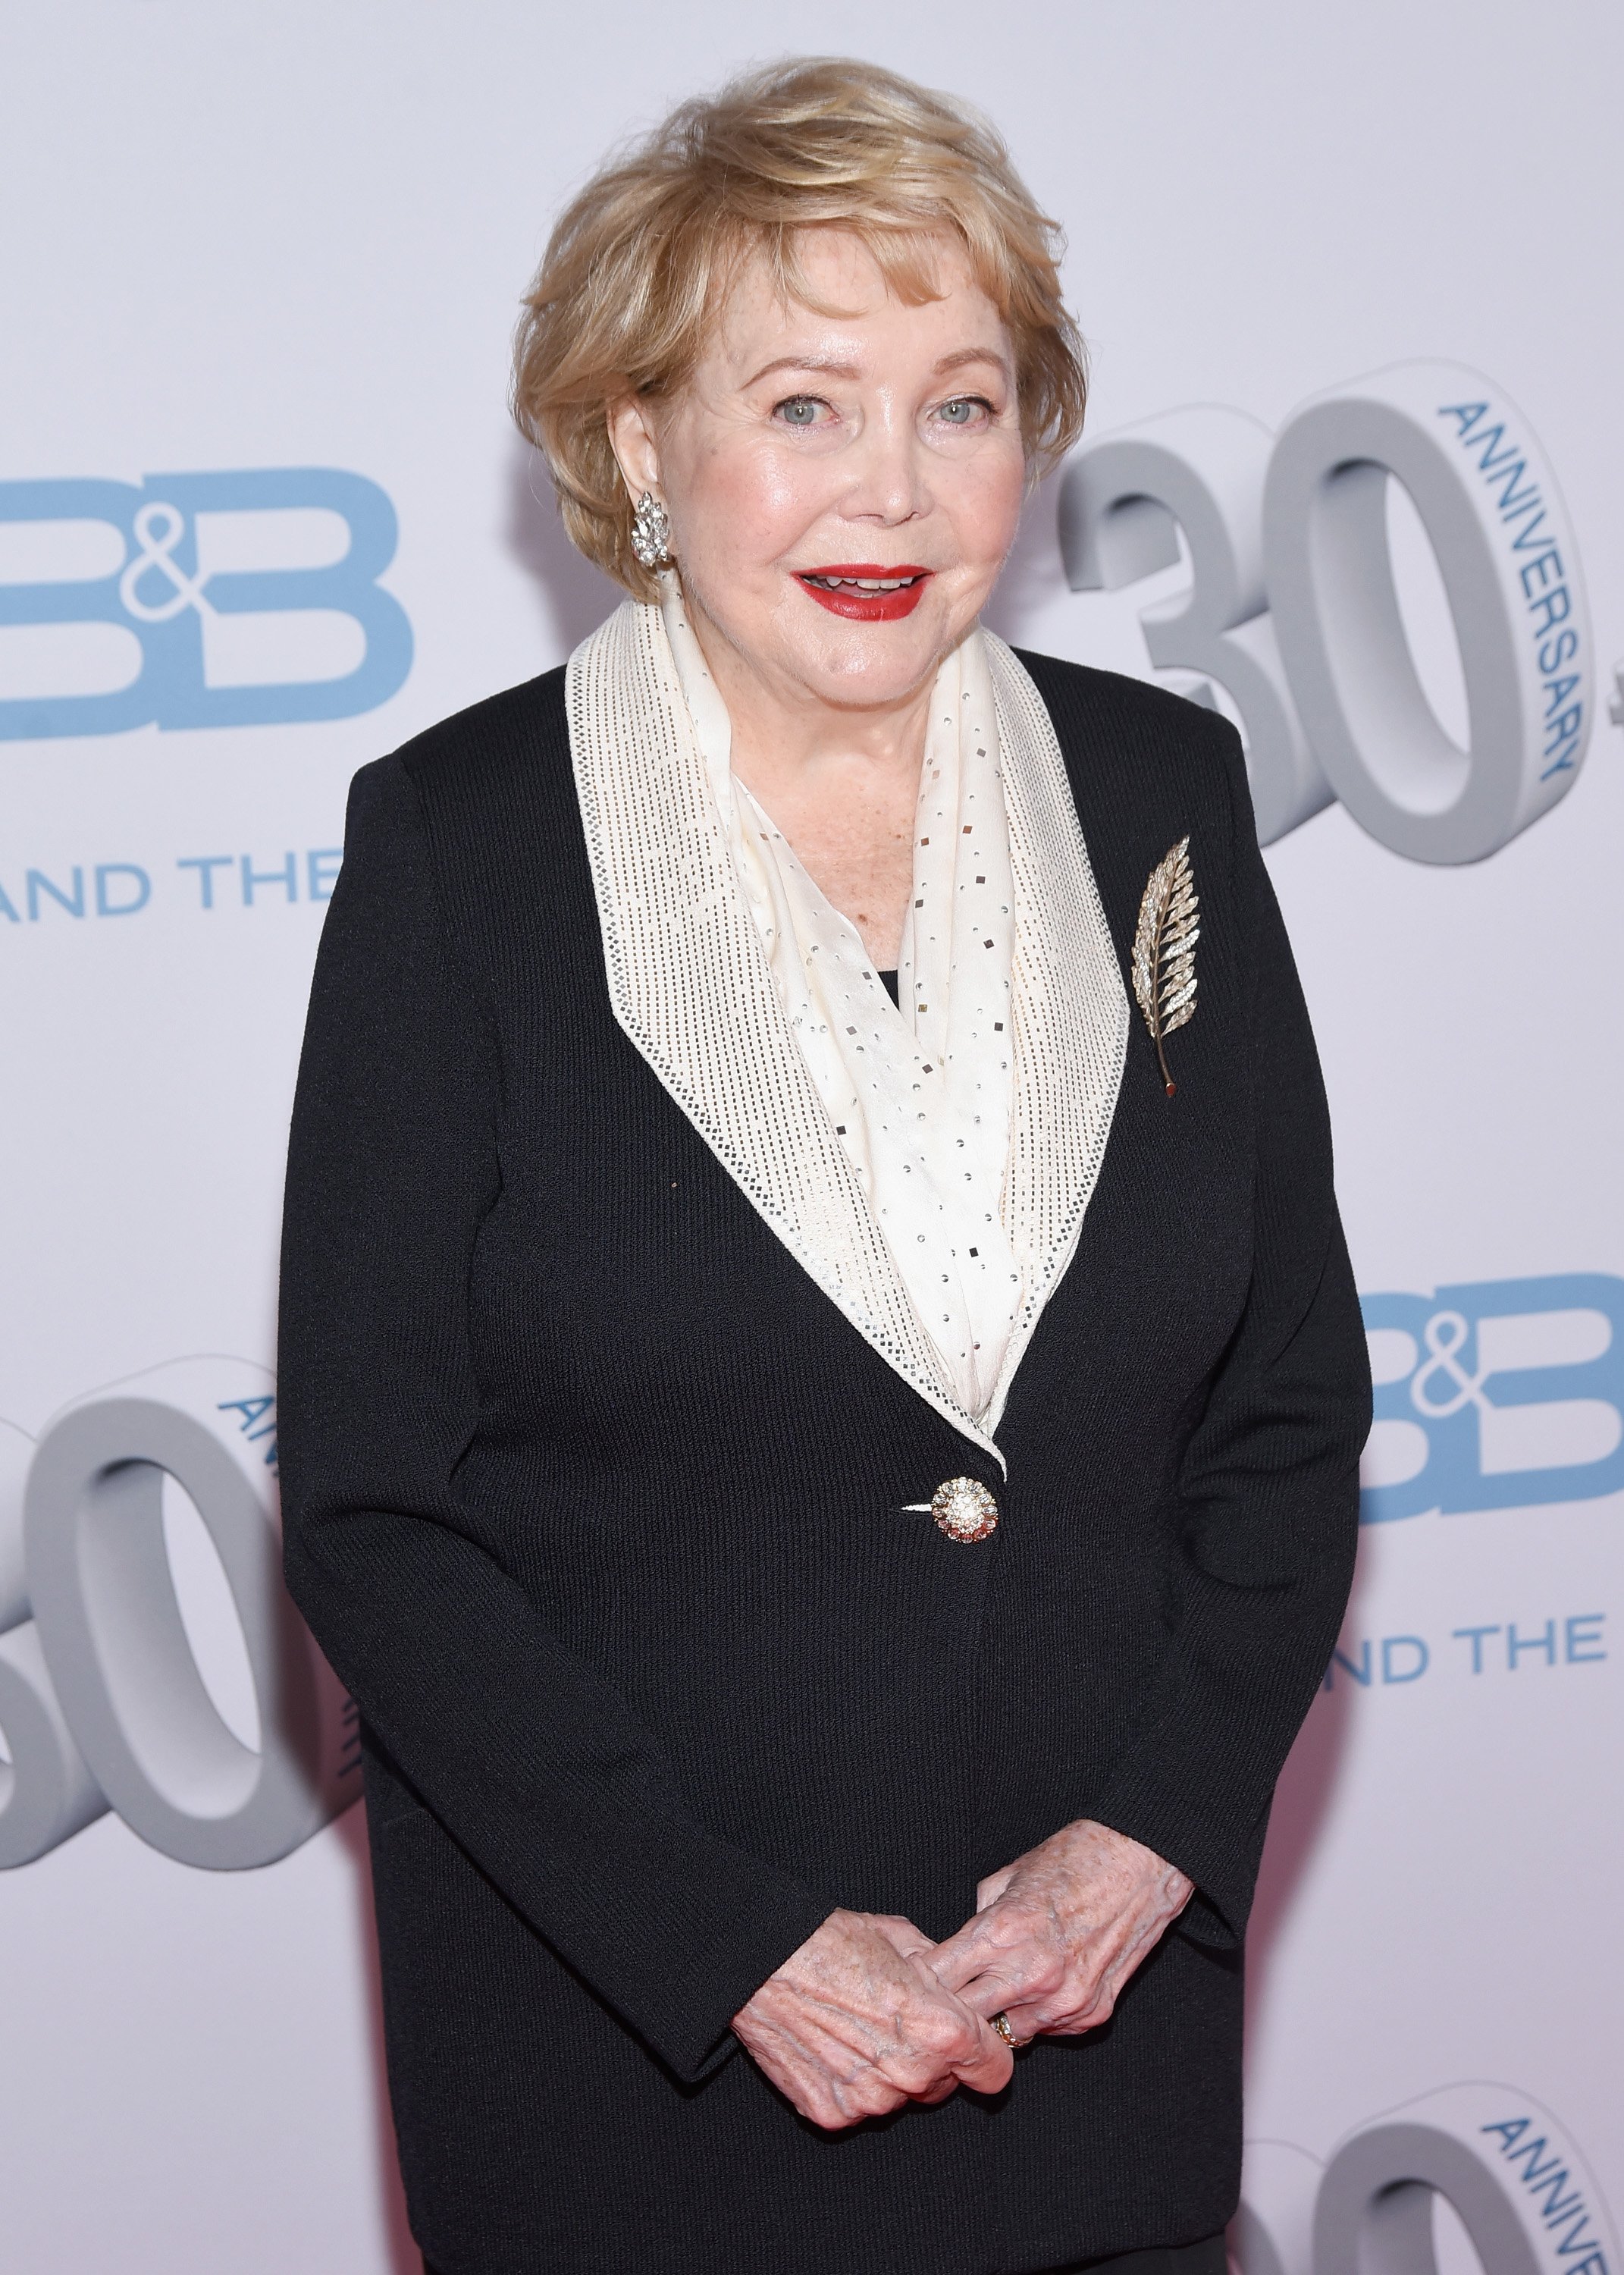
left=610, top=231, right=1027, bottom=716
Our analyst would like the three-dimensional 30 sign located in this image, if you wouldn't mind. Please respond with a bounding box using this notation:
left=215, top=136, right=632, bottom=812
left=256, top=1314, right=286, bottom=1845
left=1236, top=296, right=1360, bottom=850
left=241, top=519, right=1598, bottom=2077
left=1060, top=357, right=1592, bottom=863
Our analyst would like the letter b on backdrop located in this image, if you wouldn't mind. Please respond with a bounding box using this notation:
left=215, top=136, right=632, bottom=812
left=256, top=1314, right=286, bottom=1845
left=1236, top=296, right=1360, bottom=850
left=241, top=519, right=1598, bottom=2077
left=0, top=469, right=412, bottom=739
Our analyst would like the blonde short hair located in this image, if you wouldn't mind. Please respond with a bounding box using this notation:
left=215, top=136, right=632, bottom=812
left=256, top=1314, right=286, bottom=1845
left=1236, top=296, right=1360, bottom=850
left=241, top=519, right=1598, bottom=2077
left=512, top=57, right=1088, bottom=600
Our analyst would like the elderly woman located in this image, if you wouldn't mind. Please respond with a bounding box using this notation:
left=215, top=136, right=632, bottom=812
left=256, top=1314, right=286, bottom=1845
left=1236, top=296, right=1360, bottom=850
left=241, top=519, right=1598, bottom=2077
left=278, top=55, right=1368, bottom=2275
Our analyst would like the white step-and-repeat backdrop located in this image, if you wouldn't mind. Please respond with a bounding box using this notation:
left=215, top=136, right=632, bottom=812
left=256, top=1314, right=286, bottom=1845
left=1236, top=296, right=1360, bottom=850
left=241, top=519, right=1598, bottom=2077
left=2, top=4, right=1619, bottom=2269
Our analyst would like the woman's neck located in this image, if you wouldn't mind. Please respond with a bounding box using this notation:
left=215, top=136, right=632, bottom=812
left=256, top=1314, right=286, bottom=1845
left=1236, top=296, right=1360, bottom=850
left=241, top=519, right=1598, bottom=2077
left=688, top=601, right=939, bottom=969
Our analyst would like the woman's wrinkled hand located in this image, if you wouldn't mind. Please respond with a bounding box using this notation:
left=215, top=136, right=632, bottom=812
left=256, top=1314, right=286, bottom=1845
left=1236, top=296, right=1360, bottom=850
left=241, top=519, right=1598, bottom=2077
left=929, top=1820, right=1193, bottom=2043
left=732, top=1908, right=1014, bottom=2129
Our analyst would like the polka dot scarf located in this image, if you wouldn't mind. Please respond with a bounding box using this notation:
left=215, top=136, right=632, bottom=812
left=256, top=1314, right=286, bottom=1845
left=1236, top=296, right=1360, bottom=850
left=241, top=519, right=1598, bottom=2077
left=660, top=580, right=1020, bottom=1421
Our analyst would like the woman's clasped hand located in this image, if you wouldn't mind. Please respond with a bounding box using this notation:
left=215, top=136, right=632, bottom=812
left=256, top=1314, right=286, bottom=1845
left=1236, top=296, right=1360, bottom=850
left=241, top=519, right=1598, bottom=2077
left=732, top=1819, right=1193, bottom=2129
left=730, top=1910, right=1014, bottom=2129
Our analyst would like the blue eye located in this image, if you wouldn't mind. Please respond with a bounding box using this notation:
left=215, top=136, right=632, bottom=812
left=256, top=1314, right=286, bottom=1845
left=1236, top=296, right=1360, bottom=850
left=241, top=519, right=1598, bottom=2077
left=776, top=397, right=821, bottom=426
left=938, top=397, right=984, bottom=425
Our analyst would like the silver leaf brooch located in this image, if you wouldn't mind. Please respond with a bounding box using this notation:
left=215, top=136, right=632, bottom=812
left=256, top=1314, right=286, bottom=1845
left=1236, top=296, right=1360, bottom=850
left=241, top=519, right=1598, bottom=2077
left=1132, top=836, right=1199, bottom=1098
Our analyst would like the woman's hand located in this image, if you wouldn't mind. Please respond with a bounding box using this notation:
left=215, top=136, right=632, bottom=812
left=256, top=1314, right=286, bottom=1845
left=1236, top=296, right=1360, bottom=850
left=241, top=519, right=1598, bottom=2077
left=929, top=1820, right=1194, bottom=2043
left=732, top=1908, right=1014, bottom=2129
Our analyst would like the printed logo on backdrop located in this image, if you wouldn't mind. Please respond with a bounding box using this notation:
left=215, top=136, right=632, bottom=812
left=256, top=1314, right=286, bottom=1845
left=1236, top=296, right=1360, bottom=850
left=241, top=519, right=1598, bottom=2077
left=0, top=469, right=412, bottom=736
left=1359, top=1274, right=1624, bottom=1523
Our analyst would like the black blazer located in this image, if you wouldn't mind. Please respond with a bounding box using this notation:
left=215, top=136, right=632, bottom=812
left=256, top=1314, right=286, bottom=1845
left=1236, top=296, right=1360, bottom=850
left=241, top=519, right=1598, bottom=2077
left=278, top=652, right=1369, bottom=2275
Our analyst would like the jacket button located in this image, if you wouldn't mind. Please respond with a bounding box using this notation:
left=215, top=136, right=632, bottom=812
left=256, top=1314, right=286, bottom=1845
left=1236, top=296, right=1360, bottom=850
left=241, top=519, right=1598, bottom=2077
left=932, top=1477, right=999, bottom=1544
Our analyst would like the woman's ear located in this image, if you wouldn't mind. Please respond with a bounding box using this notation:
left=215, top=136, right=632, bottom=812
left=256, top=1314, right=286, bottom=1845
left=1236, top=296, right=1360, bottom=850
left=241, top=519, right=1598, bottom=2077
left=607, top=394, right=663, bottom=506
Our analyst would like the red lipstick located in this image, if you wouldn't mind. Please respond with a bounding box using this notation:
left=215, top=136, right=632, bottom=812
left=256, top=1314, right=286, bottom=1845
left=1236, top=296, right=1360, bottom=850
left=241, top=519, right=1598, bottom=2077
left=793, top=564, right=932, bottom=622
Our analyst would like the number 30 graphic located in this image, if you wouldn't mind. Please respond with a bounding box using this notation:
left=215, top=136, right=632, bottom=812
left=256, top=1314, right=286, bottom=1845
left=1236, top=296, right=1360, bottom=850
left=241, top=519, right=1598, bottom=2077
left=1058, top=360, right=1593, bottom=861
left=0, top=1361, right=356, bottom=1872
left=1237, top=2084, right=1619, bottom=2275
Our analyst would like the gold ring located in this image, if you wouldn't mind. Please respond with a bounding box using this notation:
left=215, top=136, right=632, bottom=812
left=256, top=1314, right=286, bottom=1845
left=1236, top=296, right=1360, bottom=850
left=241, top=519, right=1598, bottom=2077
left=992, top=2012, right=1017, bottom=2049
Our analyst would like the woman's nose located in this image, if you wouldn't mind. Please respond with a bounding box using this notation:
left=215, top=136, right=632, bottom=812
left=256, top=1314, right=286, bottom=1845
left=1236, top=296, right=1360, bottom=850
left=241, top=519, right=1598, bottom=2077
left=840, top=411, right=931, bottom=525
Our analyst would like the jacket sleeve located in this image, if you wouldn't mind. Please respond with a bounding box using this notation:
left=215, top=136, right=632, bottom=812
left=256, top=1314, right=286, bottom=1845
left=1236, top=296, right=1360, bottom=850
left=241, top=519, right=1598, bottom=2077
left=1089, top=735, right=1372, bottom=1946
left=277, top=754, right=833, bottom=2081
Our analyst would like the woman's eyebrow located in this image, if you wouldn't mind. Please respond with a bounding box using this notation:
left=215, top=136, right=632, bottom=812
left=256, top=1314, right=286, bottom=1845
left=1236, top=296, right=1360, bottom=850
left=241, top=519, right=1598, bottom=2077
left=741, top=353, right=864, bottom=388
left=933, top=346, right=1013, bottom=379
left=739, top=345, right=1012, bottom=389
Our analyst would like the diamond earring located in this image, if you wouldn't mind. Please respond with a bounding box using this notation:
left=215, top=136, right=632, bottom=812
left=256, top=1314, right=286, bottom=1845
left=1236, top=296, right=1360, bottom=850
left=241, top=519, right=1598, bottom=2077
left=630, top=490, right=673, bottom=571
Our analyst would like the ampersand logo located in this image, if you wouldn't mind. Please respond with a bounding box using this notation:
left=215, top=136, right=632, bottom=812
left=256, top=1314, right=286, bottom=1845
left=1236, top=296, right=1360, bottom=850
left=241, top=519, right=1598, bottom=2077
left=0, top=469, right=412, bottom=738
left=1359, top=1274, right=1624, bottom=1523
